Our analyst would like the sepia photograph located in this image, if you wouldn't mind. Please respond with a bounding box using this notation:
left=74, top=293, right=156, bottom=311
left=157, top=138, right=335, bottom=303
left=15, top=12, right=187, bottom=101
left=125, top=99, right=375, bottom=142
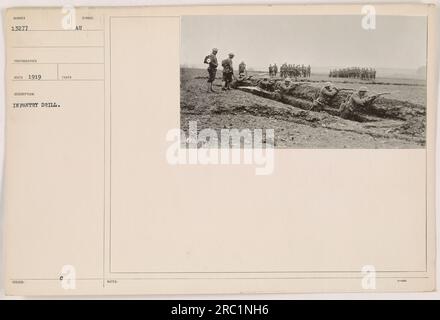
left=180, top=15, right=427, bottom=148
left=2, top=3, right=437, bottom=299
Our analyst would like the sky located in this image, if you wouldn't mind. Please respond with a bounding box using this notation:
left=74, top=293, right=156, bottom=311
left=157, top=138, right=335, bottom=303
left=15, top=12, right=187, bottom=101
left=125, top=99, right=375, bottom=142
left=181, top=15, right=427, bottom=72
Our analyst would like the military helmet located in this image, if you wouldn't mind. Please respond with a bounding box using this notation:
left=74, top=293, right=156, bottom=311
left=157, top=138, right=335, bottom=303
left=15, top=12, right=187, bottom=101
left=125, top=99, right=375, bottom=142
left=359, top=86, right=368, bottom=92
left=324, top=82, right=332, bottom=88
left=228, top=53, right=234, bottom=58
left=212, top=48, right=218, bottom=52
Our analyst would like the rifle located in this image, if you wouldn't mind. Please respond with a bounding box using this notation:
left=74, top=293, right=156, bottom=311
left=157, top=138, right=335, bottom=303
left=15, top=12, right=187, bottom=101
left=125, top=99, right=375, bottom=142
left=369, top=92, right=391, bottom=100
left=336, top=88, right=355, bottom=92
left=374, top=92, right=392, bottom=97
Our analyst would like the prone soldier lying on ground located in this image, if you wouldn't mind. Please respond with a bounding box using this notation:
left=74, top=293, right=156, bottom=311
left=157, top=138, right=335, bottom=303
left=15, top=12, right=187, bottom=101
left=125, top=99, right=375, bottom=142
left=339, top=87, right=391, bottom=119
left=237, top=72, right=247, bottom=81
left=257, top=77, right=276, bottom=91
left=310, top=82, right=339, bottom=112
left=275, top=77, right=305, bottom=96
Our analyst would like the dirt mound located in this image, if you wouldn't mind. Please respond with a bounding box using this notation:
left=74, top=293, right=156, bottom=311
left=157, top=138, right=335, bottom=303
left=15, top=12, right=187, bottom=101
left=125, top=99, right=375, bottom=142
left=233, top=79, right=425, bottom=122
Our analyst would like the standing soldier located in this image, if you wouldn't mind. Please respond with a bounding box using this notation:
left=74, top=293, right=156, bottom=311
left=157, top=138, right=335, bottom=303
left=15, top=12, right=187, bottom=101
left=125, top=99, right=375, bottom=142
left=204, top=47, right=218, bottom=92
left=293, top=65, right=300, bottom=81
left=281, top=63, right=286, bottom=78
left=221, top=53, right=235, bottom=91
left=307, top=65, right=311, bottom=77
left=310, top=82, right=339, bottom=112
left=239, top=61, right=247, bottom=75
left=269, top=64, right=273, bottom=77
left=273, top=63, right=278, bottom=77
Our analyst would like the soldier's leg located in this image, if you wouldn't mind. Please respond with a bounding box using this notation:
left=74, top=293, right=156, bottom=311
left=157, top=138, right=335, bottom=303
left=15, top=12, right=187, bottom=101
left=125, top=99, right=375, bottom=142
left=208, top=69, right=217, bottom=92
left=222, top=72, right=227, bottom=90
left=224, top=73, right=230, bottom=90
left=207, top=70, right=211, bottom=92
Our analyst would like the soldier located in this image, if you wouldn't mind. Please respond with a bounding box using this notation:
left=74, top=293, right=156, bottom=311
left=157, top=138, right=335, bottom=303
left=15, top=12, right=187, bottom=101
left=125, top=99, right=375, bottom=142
left=339, top=86, right=388, bottom=119
left=258, top=77, right=274, bottom=91
left=237, top=72, right=247, bottom=81
left=269, top=64, right=273, bottom=77
left=221, top=53, right=235, bottom=91
left=275, top=77, right=299, bottom=96
left=273, top=63, right=278, bottom=77
left=281, top=63, right=287, bottom=78
left=204, top=47, right=218, bottom=92
left=233, top=72, right=249, bottom=87
left=239, top=61, right=247, bottom=75
left=293, top=65, right=300, bottom=81
left=310, top=82, right=339, bottom=112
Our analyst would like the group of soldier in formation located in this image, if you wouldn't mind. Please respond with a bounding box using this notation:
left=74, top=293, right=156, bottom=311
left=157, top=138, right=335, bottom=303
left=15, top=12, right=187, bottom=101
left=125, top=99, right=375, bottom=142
left=203, top=48, right=386, bottom=119
left=276, top=63, right=312, bottom=78
left=329, top=67, right=377, bottom=80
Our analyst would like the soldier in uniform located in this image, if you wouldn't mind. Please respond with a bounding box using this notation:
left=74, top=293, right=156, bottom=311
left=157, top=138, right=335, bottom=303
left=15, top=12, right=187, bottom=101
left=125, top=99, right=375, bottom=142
left=233, top=72, right=249, bottom=88
left=237, top=72, right=247, bottom=81
left=258, top=77, right=274, bottom=91
left=310, top=82, right=339, bottom=112
left=222, top=53, right=235, bottom=91
left=238, top=61, right=247, bottom=75
left=204, top=47, right=218, bottom=92
left=339, top=86, right=381, bottom=119
left=269, top=64, right=273, bottom=77
left=273, top=63, right=278, bottom=77
left=275, top=77, right=298, bottom=96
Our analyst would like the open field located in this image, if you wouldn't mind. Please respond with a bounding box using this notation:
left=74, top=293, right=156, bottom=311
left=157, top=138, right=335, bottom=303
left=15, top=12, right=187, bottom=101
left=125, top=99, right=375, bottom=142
left=180, top=68, right=426, bottom=148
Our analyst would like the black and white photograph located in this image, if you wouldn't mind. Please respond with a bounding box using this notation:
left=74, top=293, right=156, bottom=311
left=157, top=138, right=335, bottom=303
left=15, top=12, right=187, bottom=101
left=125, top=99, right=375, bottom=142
left=180, top=15, right=427, bottom=148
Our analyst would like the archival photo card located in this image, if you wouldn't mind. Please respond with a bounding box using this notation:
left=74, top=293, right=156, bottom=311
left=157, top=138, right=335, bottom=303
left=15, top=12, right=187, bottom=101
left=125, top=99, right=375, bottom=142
left=3, top=4, right=437, bottom=296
